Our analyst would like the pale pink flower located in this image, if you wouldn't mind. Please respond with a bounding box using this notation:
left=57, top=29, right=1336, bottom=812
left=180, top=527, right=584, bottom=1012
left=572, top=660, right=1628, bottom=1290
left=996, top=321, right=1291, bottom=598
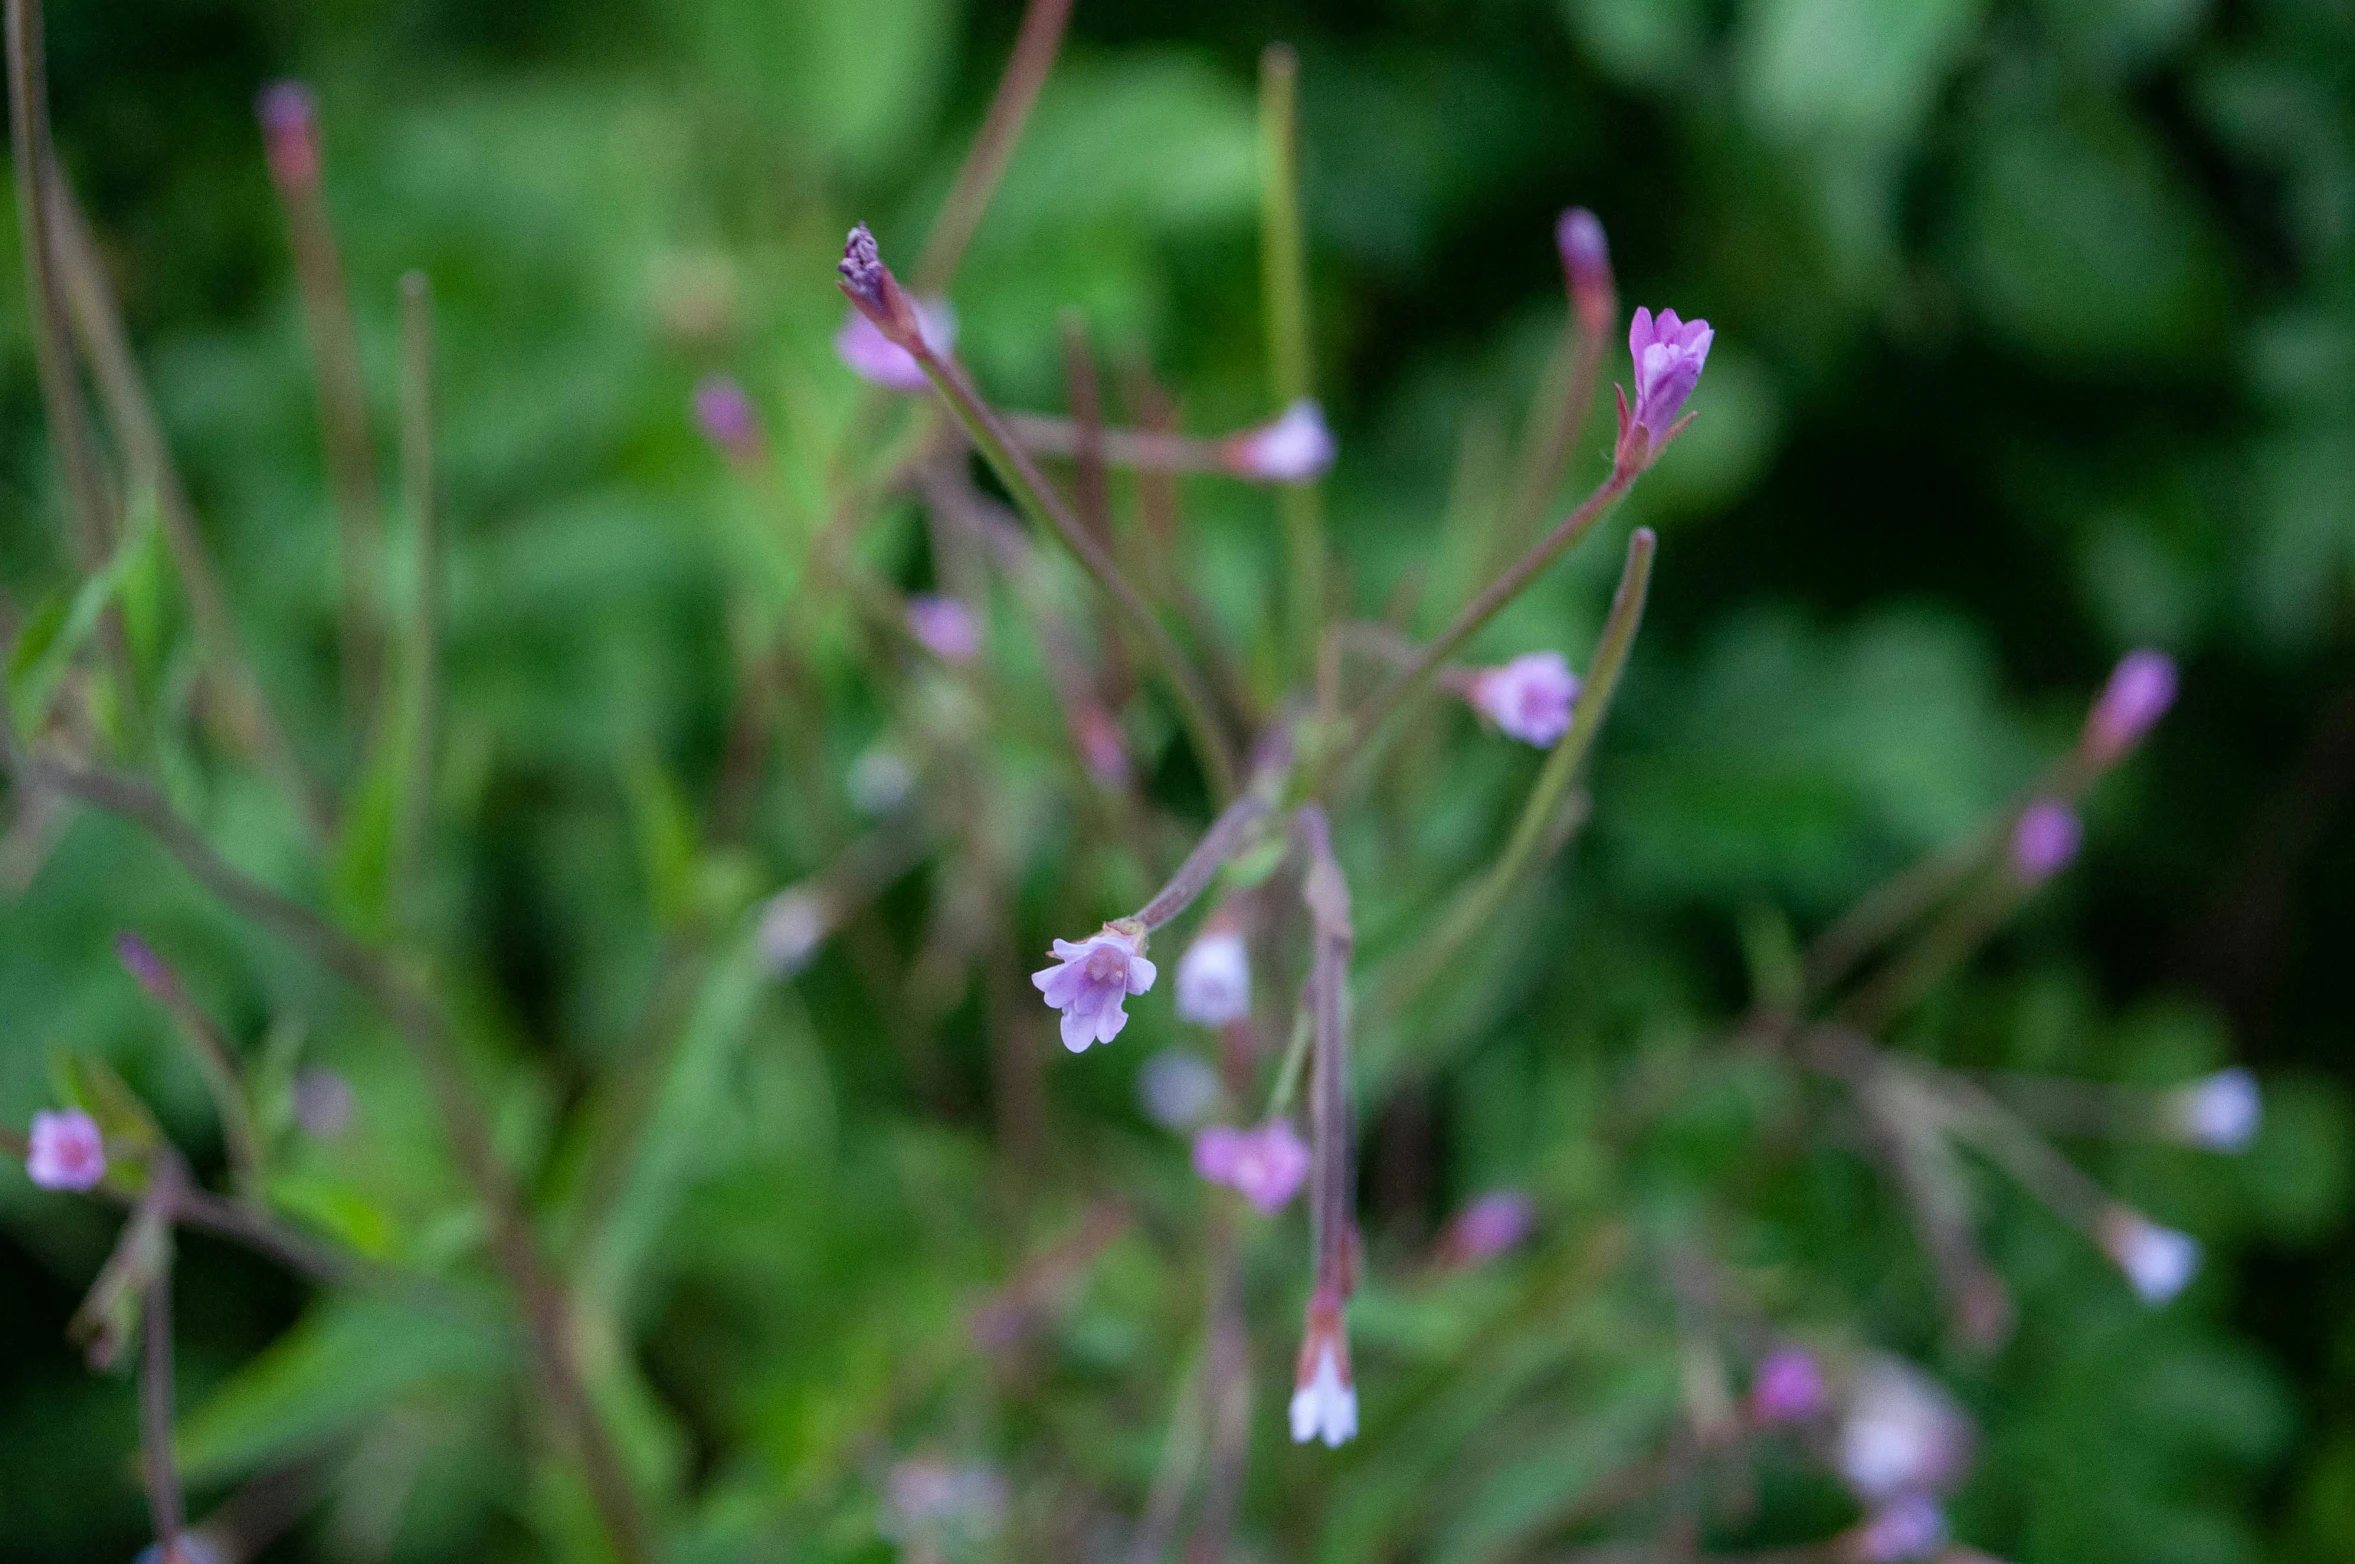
left=1289, top=1292, right=1358, bottom=1447
left=2084, top=649, right=2177, bottom=765
left=25, top=1109, right=106, bottom=1191
left=1751, top=1346, right=1829, bottom=1424
left=1618, top=306, right=1712, bottom=469
left=833, top=297, right=957, bottom=392
left=1835, top=1358, right=1974, bottom=1502
left=1436, top=1190, right=1536, bottom=1265
left=692, top=373, right=760, bottom=462
left=1192, top=1120, right=1310, bottom=1214
left=2009, top=801, right=2081, bottom=884
left=1221, top=399, right=1336, bottom=484
left=1468, top=651, right=1580, bottom=747
left=2166, top=1068, right=2260, bottom=1153
left=2098, top=1207, right=2200, bottom=1305
left=1031, top=923, right=1156, bottom=1052
left=1174, top=927, right=1250, bottom=1027
left=904, top=594, right=981, bottom=663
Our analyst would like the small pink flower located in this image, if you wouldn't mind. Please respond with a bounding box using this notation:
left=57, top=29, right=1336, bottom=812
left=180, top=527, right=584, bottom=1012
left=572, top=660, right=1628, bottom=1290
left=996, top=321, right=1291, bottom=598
left=1221, top=399, right=1336, bottom=484
left=25, top=1109, right=106, bottom=1191
left=1289, top=1290, right=1358, bottom=1447
left=1836, top=1358, right=1973, bottom=1502
left=1437, top=1190, right=1536, bottom=1265
left=1192, top=1120, right=1310, bottom=1214
left=834, top=297, right=957, bottom=392
left=1618, top=306, right=1712, bottom=469
left=1855, top=1495, right=1948, bottom=1563
left=692, top=373, right=761, bottom=462
left=2098, top=1207, right=2199, bottom=1305
left=904, top=594, right=981, bottom=663
left=255, top=81, right=321, bottom=189
left=2009, top=801, right=2082, bottom=884
left=1174, top=926, right=1250, bottom=1027
left=2084, top=649, right=2177, bottom=765
left=2166, top=1068, right=2260, bottom=1153
left=1751, top=1346, right=1829, bottom=1424
left=1468, top=651, right=1580, bottom=747
left=1031, top=923, right=1156, bottom=1052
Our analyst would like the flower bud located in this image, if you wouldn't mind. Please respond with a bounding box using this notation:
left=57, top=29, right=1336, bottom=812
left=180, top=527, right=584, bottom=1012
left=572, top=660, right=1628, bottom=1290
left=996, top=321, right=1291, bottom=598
left=1193, top=1119, right=1310, bottom=1214
left=1174, top=927, right=1251, bottom=1027
left=904, top=594, right=981, bottom=664
left=1289, top=1289, right=1358, bottom=1447
left=25, top=1109, right=106, bottom=1191
left=1616, top=306, right=1712, bottom=471
left=758, top=886, right=833, bottom=976
left=255, top=80, right=321, bottom=189
left=2008, top=801, right=2081, bottom=884
left=1220, top=399, right=1336, bottom=484
left=1556, top=207, right=1615, bottom=335
left=691, top=373, right=760, bottom=462
left=1750, top=1346, right=1829, bottom=1424
left=2084, top=649, right=2177, bottom=766
left=2098, top=1206, right=2200, bottom=1305
left=2164, top=1067, right=2260, bottom=1153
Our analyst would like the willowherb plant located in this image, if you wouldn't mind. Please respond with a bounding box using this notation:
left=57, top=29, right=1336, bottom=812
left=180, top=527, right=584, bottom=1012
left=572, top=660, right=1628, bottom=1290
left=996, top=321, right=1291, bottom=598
left=1, top=0, right=2261, bottom=1558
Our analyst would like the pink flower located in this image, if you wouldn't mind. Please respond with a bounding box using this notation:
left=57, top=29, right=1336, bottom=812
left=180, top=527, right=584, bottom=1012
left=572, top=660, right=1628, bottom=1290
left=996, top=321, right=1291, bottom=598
left=25, top=1109, right=106, bottom=1191
left=1437, top=1190, right=1536, bottom=1265
left=692, top=374, right=760, bottom=461
left=2166, top=1068, right=2260, bottom=1153
left=255, top=81, right=321, bottom=189
left=1031, top=923, right=1156, bottom=1052
left=1836, top=1358, right=1973, bottom=1502
left=1751, top=1346, right=1829, bottom=1424
left=833, top=297, right=957, bottom=392
left=1618, top=306, right=1712, bottom=468
left=1174, top=927, right=1250, bottom=1027
left=1221, top=399, right=1336, bottom=484
left=1289, top=1290, right=1358, bottom=1447
left=1468, top=651, right=1580, bottom=747
left=1192, top=1120, right=1310, bottom=1214
left=1855, top=1495, right=1948, bottom=1562
left=1556, top=207, right=1614, bottom=333
left=2084, top=649, right=2177, bottom=765
left=905, top=594, right=981, bottom=663
left=2098, top=1207, right=2200, bottom=1305
left=2009, top=801, right=2082, bottom=884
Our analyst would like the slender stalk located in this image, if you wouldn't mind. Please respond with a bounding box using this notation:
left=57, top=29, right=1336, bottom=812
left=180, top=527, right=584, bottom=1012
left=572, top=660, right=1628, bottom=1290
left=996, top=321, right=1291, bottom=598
left=46, top=177, right=328, bottom=835
left=1134, top=791, right=1274, bottom=931
left=1380, top=528, right=1655, bottom=1009
left=1490, top=306, right=1606, bottom=573
left=910, top=343, right=1239, bottom=800
left=1835, top=871, right=2021, bottom=1035
left=1003, top=412, right=1228, bottom=472
left=0, top=732, right=651, bottom=1563
left=1264, top=1003, right=1314, bottom=1120
left=139, top=1267, right=187, bottom=1564
left=120, top=937, right=266, bottom=1202
left=5, top=0, right=109, bottom=565
left=1257, top=46, right=1325, bottom=682
left=1296, top=805, right=1354, bottom=1295
left=1322, top=463, right=1637, bottom=793
left=912, top=0, right=1075, bottom=292
left=396, top=272, right=440, bottom=906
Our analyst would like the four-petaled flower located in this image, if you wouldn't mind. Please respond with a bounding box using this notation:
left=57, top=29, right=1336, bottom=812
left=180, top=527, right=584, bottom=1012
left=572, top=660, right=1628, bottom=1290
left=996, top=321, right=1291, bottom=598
left=1467, top=651, right=1580, bottom=747
left=1619, top=306, right=1713, bottom=468
left=1032, top=923, right=1156, bottom=1052
left=1192, top=1119, right=1310, bottom=1214
left=24, top=1109, right=106, bottom=1191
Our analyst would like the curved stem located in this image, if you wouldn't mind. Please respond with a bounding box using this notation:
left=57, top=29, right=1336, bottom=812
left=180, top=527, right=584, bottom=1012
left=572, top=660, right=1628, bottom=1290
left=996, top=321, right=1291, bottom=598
left=912, top=0, right=1074, bottom=292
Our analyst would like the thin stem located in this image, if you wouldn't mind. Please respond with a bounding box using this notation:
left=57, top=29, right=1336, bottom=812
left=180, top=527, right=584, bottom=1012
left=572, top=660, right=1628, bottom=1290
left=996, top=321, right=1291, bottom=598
left=912, top=0, right=1075, bottom=292
left=1323, top=464, right=1637, bottom=793
left=5, top=0, right=110, bottom=566
left=911, top=345, right=1239, bottom=800
left=396, top=272, right=440, bottom=908
left=1003, top=412, right=1228, bottom=472
left=1257, top=45, right=1325, bottom=683
left=0, top=734, right=651, bottom=1563
left=1835, top=871, right=2021, bottom=1035
left=126, top=947, right=267, bottom=1202
left=1490, top=307, right=1606, bottom=573
left=1380, top=529, right=1655, bottom=1010
left=1134, top=792, right=1274, bottom=931
left=1296, top=805, right=1354, bottom=1296
left=139, top=1266, right=187, bottom=1564
left=1264, top=1003, right=1314, bottom=1121
left=46, top=176, right=328, bottom=836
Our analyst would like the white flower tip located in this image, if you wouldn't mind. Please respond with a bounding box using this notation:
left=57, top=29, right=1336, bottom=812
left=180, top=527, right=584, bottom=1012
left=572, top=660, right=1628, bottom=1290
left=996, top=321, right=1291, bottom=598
left=1230, top=399, right=1336, bottom=484
left=1174, top=929, right=1251, bottom=1027
left=1288, top=1343, right=1358, bottom=1448
left=758, top=888, right=832, bottom=975
left=2170, top=1068, right=2260, bottom=1153
left=2103, top=1209, right=2200, bottom=1304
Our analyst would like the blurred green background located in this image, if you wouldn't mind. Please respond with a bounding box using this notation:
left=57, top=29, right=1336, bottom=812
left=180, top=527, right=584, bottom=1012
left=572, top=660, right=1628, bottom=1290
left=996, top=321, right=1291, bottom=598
left=5, top=0, right=2355, bottom=1560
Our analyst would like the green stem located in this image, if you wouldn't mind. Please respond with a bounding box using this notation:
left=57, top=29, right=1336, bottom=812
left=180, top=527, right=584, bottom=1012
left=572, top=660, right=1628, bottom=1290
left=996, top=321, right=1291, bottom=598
left=911, top=347, right=1240, bottom=801
left=1381, top=527, right=1655, bottom=1010
left=396, top=273, right=440, bottom=916
left=912, top=0, right=1074, bottom=293
left=1258, top=45, right=1325, bottom=685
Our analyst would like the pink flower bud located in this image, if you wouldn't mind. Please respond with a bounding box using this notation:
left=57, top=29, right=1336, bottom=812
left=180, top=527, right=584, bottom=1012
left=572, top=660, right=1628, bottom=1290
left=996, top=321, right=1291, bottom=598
left=1174, top=927, right=1250, bottom=1027
left=1221, top=399, right=1336, bottom=484
left=2008, top=801, right=2082, bottom=884
left=1617, top=306, right=1712, bottom=471
left=1436, top=1190, right=1536, bottom=1265
left=1750, top=1346, right=1829, bottom=1424
left=114, top=931, right=178, bottom=1001
left=1192, top=1119, right=1310, bottom=1214
left=904, top=593, right=981, bottom=663
left=2165, top=1068, right=2260, bottom=1153
left=1031, top=923, right=1156, bottom=1052
left=1467, top=651, right=1580, bottom=747
left=1289, top=1290, right=1358, bottom=1447
left=255, top=80, right=321, bottom=189
left=692, top=373, right=760, bottom=462
left=1556, top=207, right=1614, bottom=334
left=1855, top=1495, right=1948, bottom=1563
left=2083, top=649, right=2177, bottom=765
left=2098, top=1207, right=2199, bottom=1305
left=1072, top=706, right=1133, bottom=789
left=834, top=296, right=958, bottom=392
left=24, top=1108, right=106, bottom=1191
left=835, top=224, right=927, bottom=352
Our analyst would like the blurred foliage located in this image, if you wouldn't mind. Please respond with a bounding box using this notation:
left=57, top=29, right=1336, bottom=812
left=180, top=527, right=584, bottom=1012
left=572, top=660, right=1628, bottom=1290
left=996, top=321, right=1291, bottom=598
left=5, top=0, right=2355, bottom=1561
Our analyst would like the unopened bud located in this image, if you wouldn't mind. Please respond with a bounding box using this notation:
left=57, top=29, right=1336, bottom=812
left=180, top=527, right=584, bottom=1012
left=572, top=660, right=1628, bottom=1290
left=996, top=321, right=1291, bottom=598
left=1555, top=207, right=1615, bottom=334
left=2164, top=1067, right=2260, bottom=1153
left=255, top=81, right=321, bottom=189
left=2008, top=801, right=2081, bottom=884
left=2098, top=1206, right=2199, bottom=1305
left=2084, top=649, right=2177, bottom=765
